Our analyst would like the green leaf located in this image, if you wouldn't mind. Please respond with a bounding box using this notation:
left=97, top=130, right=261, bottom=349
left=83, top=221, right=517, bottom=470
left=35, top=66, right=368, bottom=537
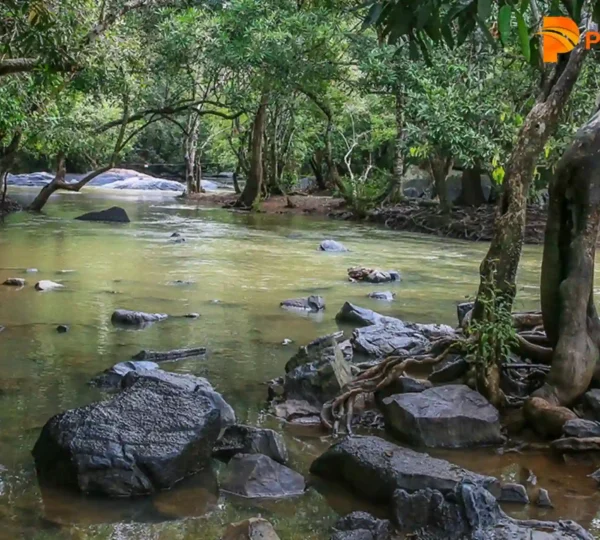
left=515, top=11, right=530, bottom=62
left=478, top=0, right=492, bottom=21
left=519, top=0, right=530, bottom=14
left=498, top=5, right=512, bottom=45
left=362, top=3, right=382, bottom=30
left=440, top=22, right=455, bottom=48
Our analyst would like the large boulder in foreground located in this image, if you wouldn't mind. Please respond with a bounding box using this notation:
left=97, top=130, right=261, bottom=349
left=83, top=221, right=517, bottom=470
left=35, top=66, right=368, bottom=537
left=310, top=436, right=498, bottom=503
left=111, top=309, right=168, bottom=326
left=213, top=424, right=288, bottom=464
left=381, top=385, right=503, bottom=449
left=222, top=518, right=280, bottom=540
left=32, top=378, right=224, bottom=497
left=75, top=206, right=130, bottom=223
left=221, top=454, right=305, bottom=498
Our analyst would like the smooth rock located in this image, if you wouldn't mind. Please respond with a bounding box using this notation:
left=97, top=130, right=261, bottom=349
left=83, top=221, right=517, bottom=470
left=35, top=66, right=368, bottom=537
left=563, top=419, right=600, bottom=438
left=331, top=512, right=394, bottom=540
left=498, top=483, right=529, bottom=504
left=381, top=385, right=503, bottom=449
left=221, top=454, right=305, bottom=498
left=111, top=309, right=168, bottom=326
left=583, top=389, right=600, bottom=421
left=320, top=240, right=349, bottom=252
left=132, top=347, right=206, bottom=362
left=428, top=355, right=469, bottom=384
left=336, top=303, right=392, bottom=327
left=272, top=399, right=321, bottom=423
left=367, top=291, right=395, bottom=301
left=310, top=436, right=499, bottom=503
left=457, top=302, right=474, bottom=327
left=551, top=437, right=600, bottom=452
left=26, top=268, right=38, bottom=273
left=536, top=488, right=553, bottom=508
left=75, top=206, right=130, bottom=223
left=213, top=425, right=288, bottom=464
left=89, top=360, right=160, bottom=389
left=35, top=280, right=64, bottom=291
left=56, top=325, right=69, bottom=333
left=280, top=295, right=325, bottom=312
left=222, top=518, right=280, bottom=540
left=3, top=278, right=25, bottom=287
left=32, top=378, right=224, bottom=497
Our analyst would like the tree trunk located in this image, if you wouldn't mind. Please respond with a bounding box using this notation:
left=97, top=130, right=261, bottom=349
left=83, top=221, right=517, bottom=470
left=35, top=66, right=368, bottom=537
left=429, top=153, right=452, bottom=214
left=0, top=131, right=21, bottom=209
left=238, top=91, right=269, bottom=208
left=185, top=114, right=199, bottom=194
left=473, top=45, right=588, bottom=321
left=525, top=109, right=600, bottom=438
left=387, top=83, right=406, bottom=203
left=325, top=115, right=341, bottom=191
left=233, top=164, right=241, bottom=194
left=310, top=151, right=326, bottom=190
left=456, top=166, right=486, bottom=206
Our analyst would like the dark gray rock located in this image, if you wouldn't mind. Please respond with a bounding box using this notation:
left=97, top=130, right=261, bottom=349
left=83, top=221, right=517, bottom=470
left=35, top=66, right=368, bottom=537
left=132, top=347, right=206, bottom=362
left=498, top=483, right=529, bottom=504
left=331, top=512, right=394, bottom=540
left=310, top=436, right=499, bottom=503
left=320, top=240, right=349, bottom=252
left=563, top=419, right=600, bottom=438
left=536, top=488, right=553, bottom=508
left=56, top=325, right=69, bottom=333
left=367, top=291, right=395, bottom=301
left=280, top=295, right=325, bottom=312
left=428, top=355, right=469, bottom=383
left=89, top=360, right=159, bottom=389
left=32, top=378, right=224, bottom=497
left=374, top=377, right=432, bottom=407
left=111, top=309, right=168, bottom=326
left=213, top=425, right=288, bottom=464
left=221, top=454, right=305, bottom=498
left=336, top=303, right=393, bottom=327
left=35, top=280, right=64, bottom=291
left=75, top=206, right=130, bottom=223
left=184, top=312, right=199, bottom=319
left=170, top=232, right=182, bottom=238
left=583, top=389, right=600, bottom=421
left=381, top=385, right=503, bottom=449
left=351, top=321, right=429, bottom=358
left=457, top=302, right=474, bottom=327
left=3, top=278, right=25, bottom=287
left=169, top=237, right=186, bottom=244
left=285, top=331, right=352, bottom=372
left=348, top=267, right=402, bottom=284
left=271, top=399, right=321, bottom=424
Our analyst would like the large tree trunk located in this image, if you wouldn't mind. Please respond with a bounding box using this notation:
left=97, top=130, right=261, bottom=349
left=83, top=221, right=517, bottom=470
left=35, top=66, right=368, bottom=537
left=456, top=166, right=486, bottom=206
left=429, top=153, right=453, bottom=214
left=0, top=131, right=22, bottom=209
left=525, top=109, right=600, bottom=438
left=184, top=114, right=200, bottom=194
left=310, top=151, right=326, bottom=191
left=386, top=84, right=406, bottom=203
left=238, top=91, right=269, bottom=208
left=473, top=44, right=588, bottom=321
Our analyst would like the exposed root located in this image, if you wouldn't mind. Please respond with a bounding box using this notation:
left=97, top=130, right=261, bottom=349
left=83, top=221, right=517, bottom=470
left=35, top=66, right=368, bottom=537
left=516, top=334, right=554, bottom=365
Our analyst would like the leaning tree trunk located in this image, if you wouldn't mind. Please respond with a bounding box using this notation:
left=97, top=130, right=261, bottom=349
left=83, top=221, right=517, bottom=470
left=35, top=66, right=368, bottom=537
left=456, top=165, right=486, bottom=206
left=238, top=91, right=269, bottom=208
left=184, top=114, right=200, bottom=194
left=0, top=130, right=21, bottom=209
left=525, top=109, right=600, bottom=438
left=429, top=153, right=453, bottom=214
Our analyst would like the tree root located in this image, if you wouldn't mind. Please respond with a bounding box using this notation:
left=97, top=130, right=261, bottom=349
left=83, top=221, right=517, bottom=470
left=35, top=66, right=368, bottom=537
left=515, top=334, right=553, bottom=365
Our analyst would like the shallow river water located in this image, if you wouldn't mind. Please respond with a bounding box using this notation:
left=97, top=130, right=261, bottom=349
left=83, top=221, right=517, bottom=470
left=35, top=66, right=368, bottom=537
left=1, top=189, right=599, bottom=539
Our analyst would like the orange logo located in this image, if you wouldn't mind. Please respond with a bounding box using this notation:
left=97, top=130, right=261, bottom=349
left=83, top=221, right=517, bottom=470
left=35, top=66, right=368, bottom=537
left=539, top=17, right=600, bottom=62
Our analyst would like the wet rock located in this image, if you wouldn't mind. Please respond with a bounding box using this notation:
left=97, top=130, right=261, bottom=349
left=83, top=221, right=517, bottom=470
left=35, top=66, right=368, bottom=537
left=272, top=399, right=321, bottom=423
left=222, top=517, right=280, bottom=540
left=111, top=309, right=168, bottom=326
left=285, top=331, right=351, bottom=372
left=551, top=437, right=600, bottom=452
left=0, top=326, right=4, bottom=333
left=170, top=279, right=195, bottom=286
left=170, top=232, right=182, bottom=238
left=56, top=325, right=69, bottom=333
left=75, top=206, right=130, bottom=223
left=221, top=454, right=305, bottom=498
left=132, top=347, right=206, bottom=362
left=213, top=425, right=288, bottom=464
left=498, top=483, right=529, bottom=504
left=536, top=488, right=553, bottom=508
left=169, top=237, right=186, bottom=244
left=283, top=342, right=352, bottom=406
left=184, top=312, right=199, bottom=319
left=35, top=280, right=64, bottom=291
left=374, top=377, right=432, bottom=407
left=457, top=302, right=474, bottom=326
left=280, top=295, right=325, bottom=312
left=351, top=321, right=429, bottom=358
left=319, top=240, right=349, bottom=252
left=583, top=389, right=600, bottom=421
left=282, top=338, right=293, bottom=346
left=348, top=267, right=401, bottom=284
left=382, top=385, right=503, bottom=449
left=32, top=378, right=224, bottom=497
left=563, top=419, right=600, bottom=438
left=428, top=355, right=469, bottom=384
left=3, top=278, right=25, bottom=287
left=89, top=360, right=159, bottom=389
left=367, top=291, right=395, bottom=301
left=391, top=481, right=591, bottom=540
left=336, top=303, right=392, bottom=327
left=331, top=512, right=394, bottom=540
left=26, top=268, right=38, bottom=273
left=310, top=436, right=499, bottom=503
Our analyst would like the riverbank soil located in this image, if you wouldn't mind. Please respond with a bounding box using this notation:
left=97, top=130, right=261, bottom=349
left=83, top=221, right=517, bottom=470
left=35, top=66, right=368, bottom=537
left=187, top=193, right=549, bottom=244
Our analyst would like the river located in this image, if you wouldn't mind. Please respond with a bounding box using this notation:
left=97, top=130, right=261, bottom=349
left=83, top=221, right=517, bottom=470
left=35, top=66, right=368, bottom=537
left=0, top=189, right=598, bottom=539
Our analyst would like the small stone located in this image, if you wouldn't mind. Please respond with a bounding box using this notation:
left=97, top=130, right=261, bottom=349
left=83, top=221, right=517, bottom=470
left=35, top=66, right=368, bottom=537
left=498, top=483, right=529, bottom=504
left=3, top=278, right=25, bottom=287
left=56, top=325, right=69, bottom=333
left=184, top=313, right=200, bottom=319
left=35, top=280, right=64, bottom=291
left=280, top=295, right=325, bottom=312
left=282, top=339, right=293, bottom=346
left=367, top=291, right=395, bottom=301
left=170, top=232, right=182, bottom=238
left=170, top=237, right=186, bottom=244
left=536, top=488, right=553, bottom=508
left=222, top=518, right=280, bottom=540
left=25, top=268, right=38, bottom=273
left=319, top=240, right=349, bottom=252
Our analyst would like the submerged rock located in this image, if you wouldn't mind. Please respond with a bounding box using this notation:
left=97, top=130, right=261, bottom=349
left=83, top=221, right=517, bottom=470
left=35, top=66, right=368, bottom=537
left=336, top=302, right=393, bottom=326
left=111, top=309, right=168, bottom=326
left=497, top=483, right=529, bottom=504
left=35, top=280, right=64, bottom=291
left=563, top=419, right=600, bottom=438
left=132, top=347, right=206, bottom=362
left=331, top=512, right=394, bottom=540
left=381, top=385, right=503, bottom=449
left=3, top=278, right=25, bottom=287
left=213, top=425, right=288, bottom=464
left=89, top=360, right=160, bottom=389
left=310, top=436, right=499, bottom=503
left=32, top=378, right=224, bottom=497
left=56, top=325, right=69, bottom=333
left=536, top=488, right=553, bottom=508
left=222, top=518, right=281, bottom=540
left=368, top=291, right=395, bottom=301
left=75, top=206, right=130, bottom=223
left=221, top=454, right=305, bottom=498
left=319, top=240, right=349, bottom=252
left=280, top=295, right=325, bottom=312
left=348, top=267, right=401, bottom=283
